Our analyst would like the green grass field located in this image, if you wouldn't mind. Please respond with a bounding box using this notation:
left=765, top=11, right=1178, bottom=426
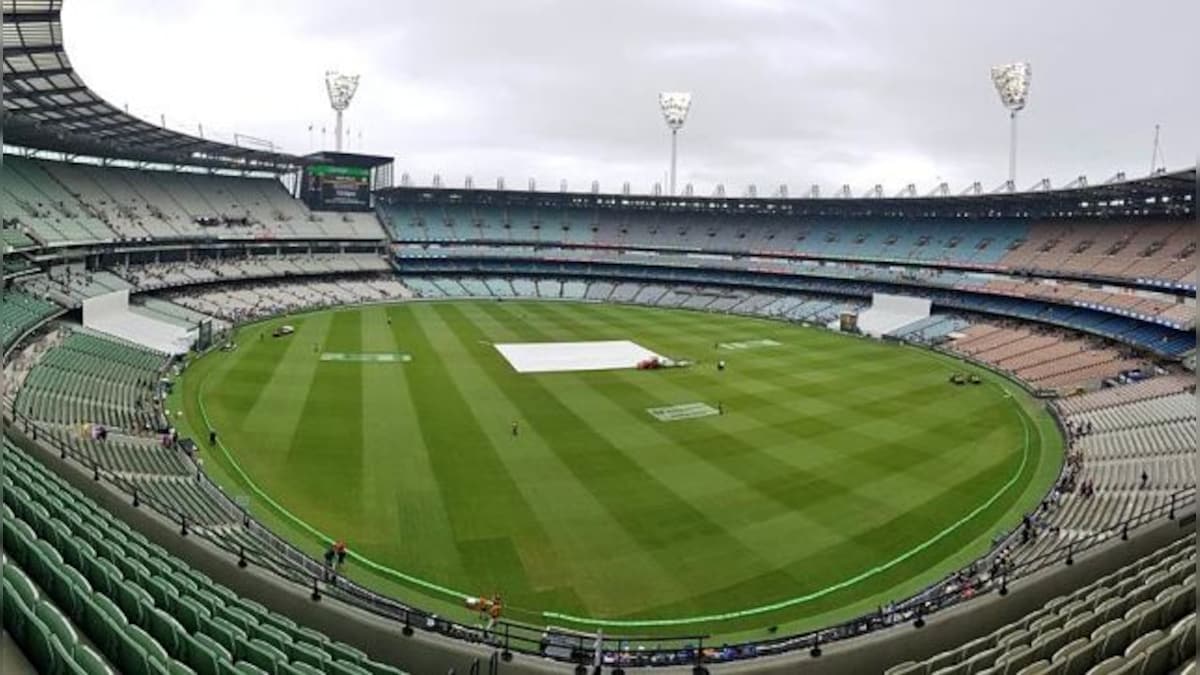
left=170, top=299, right=1061, bottom=640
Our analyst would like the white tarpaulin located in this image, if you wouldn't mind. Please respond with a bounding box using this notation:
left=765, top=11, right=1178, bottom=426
left=494, top=340, right=663, bottom=373
left=83, top=290, right=194, bottom=355
left=857, top=293, right=932, bottom=338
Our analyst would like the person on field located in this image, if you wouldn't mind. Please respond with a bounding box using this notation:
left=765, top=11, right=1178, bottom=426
left=489, top=594, right=502, bottom=624
left=511, top=420, right=519, bottom=437
left=334, top=541, right=348, bottom=569
left=718, top=402, right=724, bottom=415
left=208, top=429, right=217, bottom=446
left=323, top=543, right=336, bottom=580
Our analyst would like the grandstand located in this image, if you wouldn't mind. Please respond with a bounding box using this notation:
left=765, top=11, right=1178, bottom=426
left=1, top=0, right=1196, bottom=673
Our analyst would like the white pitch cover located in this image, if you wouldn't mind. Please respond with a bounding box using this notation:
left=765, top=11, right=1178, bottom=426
left=494, top=340, right=663, bottom=373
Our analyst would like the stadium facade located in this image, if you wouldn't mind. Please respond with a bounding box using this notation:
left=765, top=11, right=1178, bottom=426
left=2, top=2, right=1195, bottom=674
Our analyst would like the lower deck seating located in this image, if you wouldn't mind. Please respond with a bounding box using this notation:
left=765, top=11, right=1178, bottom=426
left=164, top=276, right=412, bottom=324
left=885, top=536, right=1195, bottom=675
left=1006, top=380, right=1197, bottom=565
left=2, top=440, right=408, bottom=675
left=946, top=323, right=1150, bottom=392
left=0, top=290, right=60, bottom=350
left=15, top=331, right=167, bottom=432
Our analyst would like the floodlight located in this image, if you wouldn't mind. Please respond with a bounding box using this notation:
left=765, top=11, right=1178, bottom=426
left=325, top=71, right=360, bottom=151
left=990, top=63, right=1031, bottom=185
left=658, top=92, right=692, bottom=195
left=990, top=63, right=1031, bottom=112
left=658, top=92, right=692, bottom=130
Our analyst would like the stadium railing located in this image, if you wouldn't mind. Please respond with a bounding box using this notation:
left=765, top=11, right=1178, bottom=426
left=5, top=404, right=1194, bottom=670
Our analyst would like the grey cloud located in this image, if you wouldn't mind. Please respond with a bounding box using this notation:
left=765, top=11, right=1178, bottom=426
left=63, top=0, right=1199, bottom=193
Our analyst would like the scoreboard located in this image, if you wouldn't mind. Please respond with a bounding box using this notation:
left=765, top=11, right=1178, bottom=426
left=302, top=164, right=372, bottom=211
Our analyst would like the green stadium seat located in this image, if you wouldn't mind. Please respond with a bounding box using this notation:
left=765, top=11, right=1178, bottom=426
left=219, top=605, right=259, bottom=634
left=327, top=641, right=368, bottom=665
left=249, top=623, right=293, bottom=653
left=364, top=661, right=406, bottom=675
left=280, top=663, right=325, bottom=675
left=285, top=640, right=330, bottom=669
left=200, top=615, right=246, bottom=658
left=17, top=612, right=58, bottom=675
left=147, top=607, right=188, bottom=659
left=52, top=634, right=87, bottom=675
left=74, top=643, right=117, bottom=675
left=175, top=596, right=212, bottom=634
left=186, top=632, right=232, bottom=675
left=36, top=599, right=80, bottom=650
left=4, top=561, right=41, bottom=606
left=115, top=579, right=155, bottom=625
left=327, top=660, right=374, bottom=675
left=147, top=577, right=181, bottom=611
left=168, top=659, right=199, bottom=675
left=79, top=594, right=121, bottom=658
left=241, top=638, right=289, bottom=675
left=130, top=623, right=171, bottom=671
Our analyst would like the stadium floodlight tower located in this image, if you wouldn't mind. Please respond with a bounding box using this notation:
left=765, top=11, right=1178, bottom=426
left=325, top=70, right=360, bottom=152
left=658, top=92, right=692, bottom=196
left=990, top=62, right=1031, bottom=189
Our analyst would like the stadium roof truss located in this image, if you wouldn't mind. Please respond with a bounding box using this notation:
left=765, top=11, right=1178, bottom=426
left=379, top=167, right=1195, bottom=221
left=1, top=0, right=303, bottom=172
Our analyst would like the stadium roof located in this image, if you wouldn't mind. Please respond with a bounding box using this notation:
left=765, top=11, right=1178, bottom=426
left=1, top=0, right=303, bottom=172
left=302, top=151, right=394, bottom=169
left=378, top=168, right=1195, bottom=220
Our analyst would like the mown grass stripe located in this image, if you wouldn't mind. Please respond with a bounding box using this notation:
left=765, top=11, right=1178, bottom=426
left=428, top=303, right=695, bottom=613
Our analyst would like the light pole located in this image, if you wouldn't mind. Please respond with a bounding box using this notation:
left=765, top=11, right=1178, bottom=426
left=658, top=92, right=692, bottom=196
left=990, top=63, right=1031, bottom=189
left=324, top=71, right=360, bottom=152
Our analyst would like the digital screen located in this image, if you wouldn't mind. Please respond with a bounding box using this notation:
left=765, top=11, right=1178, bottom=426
left=303, top=164, right=371, bottom=211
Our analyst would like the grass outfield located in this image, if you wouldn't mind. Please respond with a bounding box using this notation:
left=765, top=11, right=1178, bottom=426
left=170, top=299, right=1061, bottom=640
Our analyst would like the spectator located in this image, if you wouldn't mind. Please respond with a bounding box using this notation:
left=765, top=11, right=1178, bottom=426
left=323, top=543, right=336, bottom=578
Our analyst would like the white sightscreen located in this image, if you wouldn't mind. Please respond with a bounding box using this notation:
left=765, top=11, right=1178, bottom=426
left=83, top=290, right=194, bottom=355
left=857, top=293, right=932, bottom=338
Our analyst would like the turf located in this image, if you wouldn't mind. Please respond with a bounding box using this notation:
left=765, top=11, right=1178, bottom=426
left=170, top=299, right=1061, bottom=640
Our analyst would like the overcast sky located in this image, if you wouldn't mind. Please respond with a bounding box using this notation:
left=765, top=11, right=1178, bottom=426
left=64, top=0, right=1197, bottom=195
